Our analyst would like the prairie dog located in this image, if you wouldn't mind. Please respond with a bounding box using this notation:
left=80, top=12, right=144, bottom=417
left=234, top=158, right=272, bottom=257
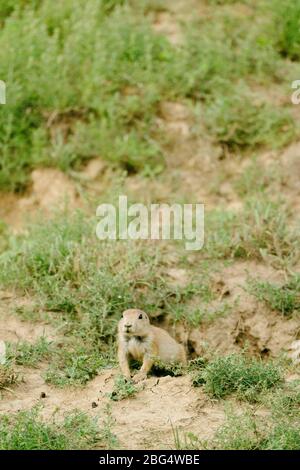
left=118, top=309, right=186, bottom=382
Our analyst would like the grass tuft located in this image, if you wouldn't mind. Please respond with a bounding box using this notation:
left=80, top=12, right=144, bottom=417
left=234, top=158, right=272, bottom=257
left=193, top=353, right=283, bottom=401
left=248, top=275, right=300, bottom=316
left=6, top=337, right=53, bottom=367
left=108, top=375, right=137, bottom=401
left=0, top=364, right=18, bottom=390
left=0, top=407, right=100, bottom=450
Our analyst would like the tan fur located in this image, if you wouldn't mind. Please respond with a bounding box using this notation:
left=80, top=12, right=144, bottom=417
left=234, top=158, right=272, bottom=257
left=118, top=309, right=186, bottom=382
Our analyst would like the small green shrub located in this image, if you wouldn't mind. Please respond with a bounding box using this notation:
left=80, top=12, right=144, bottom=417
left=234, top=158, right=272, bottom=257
left=194, top=354, right=283, bottom=401
left=205, top=88, right=294, bottom=150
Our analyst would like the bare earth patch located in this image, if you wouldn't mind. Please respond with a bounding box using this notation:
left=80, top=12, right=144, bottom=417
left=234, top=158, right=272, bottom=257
left=0, top=367, right=224, bottom=450
left=185, top=262, right=299, bottom=358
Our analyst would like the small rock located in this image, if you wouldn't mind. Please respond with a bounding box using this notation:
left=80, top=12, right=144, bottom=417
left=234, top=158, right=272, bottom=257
left=91, top=401, right=98, bottom=408
left=40, top=392, right=47, bottom=398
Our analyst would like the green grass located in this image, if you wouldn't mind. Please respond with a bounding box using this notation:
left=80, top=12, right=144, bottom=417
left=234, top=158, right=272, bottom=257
left=0, top=0, right=172, bottom=189
left=248, top=275, right=300, bottom=316
left=176, top=381, right=300, bottom=450
left=268, top=385, right=300, bottom=419
left=0, top=407, right=100, bottom=450
left=0, top=364, right=18, bottom=390
left=44, top=346, right=107, bottom=387
left=0, top=195, right=297, bottom=385
left=6, top=337, right=53, bottom=367
left=273, top=0, right=300, bottom=61
left=97, top=403, right=119, bottom=449
left=1, top=0, right=300, bottom=453
left=108, top=375, right=138, bottom=401
left=179, top=383, right=300, bottom=449
left=193, top=353, right=283, bottom=401
left=208, top=403, right=300, bottom=450
left=0, top=0, right=298, bottom=191
left=0, top=220, right=9, bottom=253
left=0, top=209, right=204, bottom=385
left=205, top=87, right=294, bottom=150
left=204, top=199, right=298, bottom=263
left=233, top=160, right=282, bottom=198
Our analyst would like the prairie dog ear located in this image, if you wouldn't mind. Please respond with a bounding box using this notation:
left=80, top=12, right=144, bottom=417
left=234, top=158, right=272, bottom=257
left=139, top=310, right=149, bottom=321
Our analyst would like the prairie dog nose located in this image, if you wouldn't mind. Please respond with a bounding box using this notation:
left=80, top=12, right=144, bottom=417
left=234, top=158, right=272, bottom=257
left=125, top=323, right=132, bottom=329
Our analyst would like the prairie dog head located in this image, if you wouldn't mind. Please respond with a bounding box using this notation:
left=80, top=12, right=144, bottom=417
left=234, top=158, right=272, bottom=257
left=120, top=309, right=150, bottom=337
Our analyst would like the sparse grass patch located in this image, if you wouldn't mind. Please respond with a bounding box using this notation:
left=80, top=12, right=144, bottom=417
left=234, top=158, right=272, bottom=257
left=207, top=407, right=300, bottom=450
left=0, top=0, right=173, bottom=190
left=6, top=337, right=53, bottom=367
left=173, top=427, right=202, bottom=450
left=168, top=279, right=218, bottom=325
left=0, top=220, right=9, bottom=252
left=108, top=375, right=137, bottom=401
left=205, top=87, right=295, bottom=150
left=98, top=404, right=119, bottom=449
left=0, top=364, right=18, bottom=390
left=44, top=345, right=108, bottom=387
left=206, top=0, right=243, bottom=4
left=205, top=199, right=298, bottom=263
left=233, top=160, right=282, bottom=198
left=208, top=410, right=265, bottom=450
left=176, top=385, right=300, bottom=450
left=0, top=407, right=100, bottom=450
left=0, top=209, right=200, bottom=385
left=193, top=353, right=283, bottom=401
left=248, top=275, right=300, bottom=316
left=264, top=421, right=300, bottom=450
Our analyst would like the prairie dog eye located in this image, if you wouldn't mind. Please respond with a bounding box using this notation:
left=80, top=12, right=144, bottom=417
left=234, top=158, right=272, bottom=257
left=138, top=313, right=143, bottom=319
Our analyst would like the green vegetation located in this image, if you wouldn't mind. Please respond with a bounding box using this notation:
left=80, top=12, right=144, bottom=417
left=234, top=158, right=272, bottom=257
left=1, top=0, right=300, bottom=452
left=0, top=0, right=298, bottom=191
left=176, top=383, right=300, bottom=450
left=193, top=354, right=283, bottom=401
left=108, top=375, right=138, bottom=401
left=233, top=160, right=282, bottom=198
left=208, top=397, right=300, bottom=450
left=248, top=275, right=300, bottom=316
left=273, top=0, right=300, bottom=60
left=0, top=407, right=100, bottom=450
left=0, top=364, right=18, bottom=390
left=204, top=199, right=298, bottom=263
left=97, top=404, right=119, bottom=449
left=7, top=337, right=53, bottom=367
left=0, top=210, right=203, bottom=383
left=205, top=87, right=294, bottom=150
